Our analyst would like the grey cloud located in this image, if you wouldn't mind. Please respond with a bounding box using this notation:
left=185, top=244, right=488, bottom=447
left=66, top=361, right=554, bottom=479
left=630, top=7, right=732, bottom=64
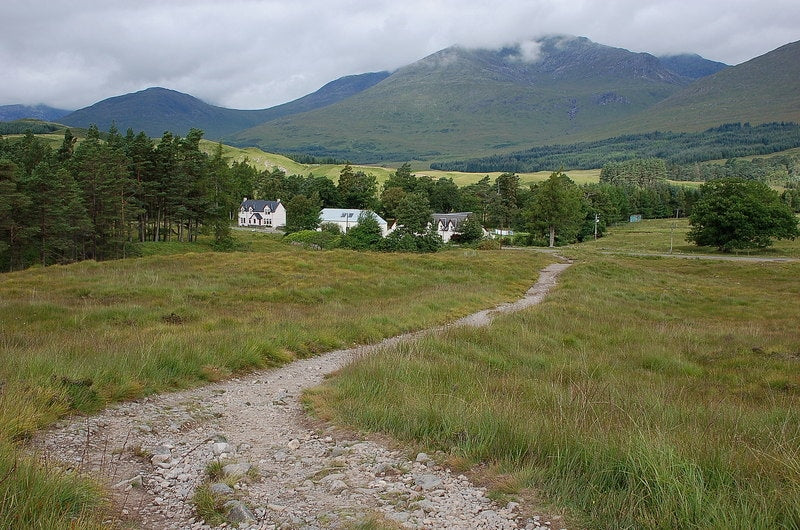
left=1, top=0, right=798, bottom=110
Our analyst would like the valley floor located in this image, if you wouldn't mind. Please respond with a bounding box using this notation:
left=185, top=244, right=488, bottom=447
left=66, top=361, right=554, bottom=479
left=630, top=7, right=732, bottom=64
left=33, top=262, right=571, bottom=529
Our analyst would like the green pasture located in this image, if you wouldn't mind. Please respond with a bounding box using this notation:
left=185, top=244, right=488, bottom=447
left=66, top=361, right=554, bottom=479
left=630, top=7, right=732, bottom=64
left=311, top=248, right=800, bottom=528
left=0, top=233, right=551, bottom=528
left=581, top=216, right=800, bottom=258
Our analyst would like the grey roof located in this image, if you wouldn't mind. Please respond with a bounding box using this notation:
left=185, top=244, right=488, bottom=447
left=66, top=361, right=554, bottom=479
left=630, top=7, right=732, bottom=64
left=431, top=212, right=472, bottom=230
left=241, top=199, right=280, bottom=212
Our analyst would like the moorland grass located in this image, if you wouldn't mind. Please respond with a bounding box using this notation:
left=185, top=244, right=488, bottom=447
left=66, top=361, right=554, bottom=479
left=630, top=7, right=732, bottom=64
left=583, top=216, right=800, bottom=258
left=310, top=253, right=800, bottom=528
left=0, top=236, right=550, bottom=528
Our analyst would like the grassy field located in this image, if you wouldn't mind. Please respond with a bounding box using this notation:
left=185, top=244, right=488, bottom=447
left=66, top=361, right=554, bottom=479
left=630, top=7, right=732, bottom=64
left=0, top=232, right=551, bottom=528
left=581, top=217, right=800, bottom=258
left=200, top=140, right=603, bottom=186
left=310, top=224, right=800, bottom=528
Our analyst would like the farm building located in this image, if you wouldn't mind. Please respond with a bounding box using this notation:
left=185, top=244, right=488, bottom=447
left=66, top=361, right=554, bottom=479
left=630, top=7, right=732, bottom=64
left=238, top=198, right=286, bottom=228
left=319, top=208, right=391, bottom=236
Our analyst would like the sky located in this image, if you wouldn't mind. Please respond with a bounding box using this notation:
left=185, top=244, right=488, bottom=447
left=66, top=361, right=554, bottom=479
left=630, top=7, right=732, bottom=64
left=2, top=0, right=799, bottom=111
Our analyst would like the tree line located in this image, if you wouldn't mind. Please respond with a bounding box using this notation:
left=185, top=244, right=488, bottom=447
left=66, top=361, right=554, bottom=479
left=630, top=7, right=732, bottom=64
left=431, top=122, right=800, bottom=173
left=0, top=126, right=240, bottom=271
left=4, top=123, right=792, bottom=270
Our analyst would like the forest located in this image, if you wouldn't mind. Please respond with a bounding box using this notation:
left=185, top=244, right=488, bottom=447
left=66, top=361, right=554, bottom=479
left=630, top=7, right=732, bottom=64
left=431, top=122, right=800, bottom=173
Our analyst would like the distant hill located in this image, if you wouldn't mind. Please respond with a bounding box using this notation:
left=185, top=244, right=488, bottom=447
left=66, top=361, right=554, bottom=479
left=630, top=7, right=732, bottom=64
left=59, top=72, right=388, bottom=139
left=614, top=40, right=800, bottom=133
left=44, top=36, right=800, bottom=165
left=225, top=35, right=696, bottom=162
left=0, top=104, right=70, bottom=122
left=657, top=54, right=728, bottom=79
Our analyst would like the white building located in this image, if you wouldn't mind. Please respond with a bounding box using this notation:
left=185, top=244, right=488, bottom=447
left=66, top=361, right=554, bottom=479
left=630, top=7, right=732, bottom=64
left=319, top=208, right=391, bottom=236
left=431, top=212, right=477, bottom=242
left=238, top=198, right=286, bottom=228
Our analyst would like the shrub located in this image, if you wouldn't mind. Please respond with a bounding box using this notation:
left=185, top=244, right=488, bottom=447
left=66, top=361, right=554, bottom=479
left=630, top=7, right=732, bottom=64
left=341, top=213, right=383, bottom=250
left=283, top=230, right=342, bottom=250
left=477, top=239, right=502, bottom=250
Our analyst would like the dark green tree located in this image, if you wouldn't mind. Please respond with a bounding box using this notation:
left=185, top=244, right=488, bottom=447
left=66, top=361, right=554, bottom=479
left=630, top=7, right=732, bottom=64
left=456, top=214, right=484, bottom=243
left=460, top=175, right=493, bottom=225
left=379, top=186, right=407, bottom=221
left=342, top=211, right=383, bottom=250
left=688, top=178, right=799, bottom=251
left=395, top=192, right=432, bottom=234
left=24, top=160, right=90, bottom=265
left=337, top=165, right=377, bottom=209
left=284, top=193, right=322, bottom=233
left=383, top=163, right=417, bottom=192
left=0, top=159, right=35, bottom=270
left=526, top=171, right=585, bottom=247
left=488, top=172, right=519, bottom=230
left=427, top=177, right=461, bottom=213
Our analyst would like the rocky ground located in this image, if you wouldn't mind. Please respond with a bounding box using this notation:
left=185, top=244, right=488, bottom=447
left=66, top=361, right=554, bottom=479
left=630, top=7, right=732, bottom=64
left=33, top=261, right=571, bottom=530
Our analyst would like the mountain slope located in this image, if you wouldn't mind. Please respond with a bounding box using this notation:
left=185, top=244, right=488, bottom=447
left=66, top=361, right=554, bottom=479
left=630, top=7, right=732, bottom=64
left=59, top=72, right=389, bottom=139
left=615, top=40, right=800, bottom=133
left=657, top=54, right=728, bottom=79
left=0, top=104, right=70, bottom=122
left=225, top=36, right=693, bottom=162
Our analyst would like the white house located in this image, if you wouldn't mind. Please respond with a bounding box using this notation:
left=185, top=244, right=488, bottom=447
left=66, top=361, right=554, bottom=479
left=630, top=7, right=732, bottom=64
left=238, top=198, right=286, bottom=228
left=319, top=208, right=391, bottom=236
left=430, top=212, right=476, bottom=242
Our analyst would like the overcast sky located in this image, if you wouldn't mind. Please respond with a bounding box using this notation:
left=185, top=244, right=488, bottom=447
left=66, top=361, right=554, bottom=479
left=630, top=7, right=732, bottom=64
left=2, top=0, right=798, bottom=111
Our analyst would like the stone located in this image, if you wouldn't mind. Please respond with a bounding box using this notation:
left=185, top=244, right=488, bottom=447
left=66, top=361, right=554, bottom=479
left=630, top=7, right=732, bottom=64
left=150, top=445, right=172, bottom=456
left=272, top=389, right=290, bottom=404
left=210, top=483, right=234, bottom=495
left=328, top=479, right=348, bottom=493
left=113, top=474, right=143, bottom=489
left=416, top=499, right=435, bottom=513
left=151, top=453, right=171, bottom=467
left=287, top=439, right=301, bottom=450
left=387, top=512, right=410, bottom=523
left=415, top=474, right=442, bottom=490
left=223, top=463, right=252, bottom=477
left=415, top=452, right=432, bottom=464
left=212, top=442, right=233, bottom=456
left=224, top=500, right=256, bottom=524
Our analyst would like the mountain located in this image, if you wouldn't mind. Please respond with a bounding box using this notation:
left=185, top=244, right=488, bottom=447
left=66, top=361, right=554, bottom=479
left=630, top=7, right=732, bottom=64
left=59, top=72, right=388, bottom=139
left=224, top=36, right=697, bottom=162
left=0, top=104, right=70, bottom=122
left=613, top=40, right=800, bottom=134
left=657, top=54, right=728, bottom=79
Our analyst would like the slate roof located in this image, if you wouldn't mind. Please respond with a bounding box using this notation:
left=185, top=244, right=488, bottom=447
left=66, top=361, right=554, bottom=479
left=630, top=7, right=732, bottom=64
left=431, top=212, right=472, bottom=230
left=241, top=199, right=281, bottom=212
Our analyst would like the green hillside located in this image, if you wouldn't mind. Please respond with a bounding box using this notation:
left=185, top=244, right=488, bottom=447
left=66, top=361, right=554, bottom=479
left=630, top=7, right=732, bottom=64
left=225, top=36, right=691, bottom=163
left=612, top=40, right=800, bottom=133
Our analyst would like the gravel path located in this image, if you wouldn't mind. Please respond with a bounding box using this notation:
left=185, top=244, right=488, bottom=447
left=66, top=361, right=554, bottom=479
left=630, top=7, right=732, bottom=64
left=34, top=261, right=572, bottom=530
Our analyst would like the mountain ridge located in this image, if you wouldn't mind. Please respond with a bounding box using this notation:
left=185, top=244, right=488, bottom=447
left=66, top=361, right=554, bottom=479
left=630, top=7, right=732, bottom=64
left=224, top=35, right=707, bottom=161
left=58, top=72, right=389, bottom=138
left=12, top=35, right=797, bottom=166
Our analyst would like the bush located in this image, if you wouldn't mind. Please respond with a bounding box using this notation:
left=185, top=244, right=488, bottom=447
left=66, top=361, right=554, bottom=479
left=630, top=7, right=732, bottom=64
left=341, top=213, right=383, bottom=250
left=477, top=239, right=502, bottom=250
left=379, top=227, right=444, bottom=253
left=320, top=222, right=342, bottom=235
left=283, top=230, right=342, bottom=250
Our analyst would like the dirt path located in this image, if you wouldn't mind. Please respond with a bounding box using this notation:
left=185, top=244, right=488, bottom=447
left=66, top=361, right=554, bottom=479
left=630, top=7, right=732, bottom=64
left=34, top=261, right=572, bottom=530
